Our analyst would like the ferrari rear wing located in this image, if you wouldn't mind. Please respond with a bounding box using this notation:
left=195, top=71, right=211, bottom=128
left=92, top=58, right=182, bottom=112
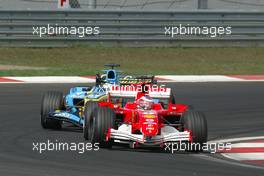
left=108, top=85, right=171, bottom=99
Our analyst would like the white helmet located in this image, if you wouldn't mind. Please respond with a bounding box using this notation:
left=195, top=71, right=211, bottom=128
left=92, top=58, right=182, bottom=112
left=136, top=95, right=154, bottom=110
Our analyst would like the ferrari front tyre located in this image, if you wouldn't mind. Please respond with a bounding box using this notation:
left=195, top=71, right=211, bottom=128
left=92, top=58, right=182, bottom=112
left=41, top=91, right=63, bottom=129
left=85, top=107, right=115, bottom=148
left=83, top=101, right=99, bottom=140
left=182, top=110, right=208, bottom=145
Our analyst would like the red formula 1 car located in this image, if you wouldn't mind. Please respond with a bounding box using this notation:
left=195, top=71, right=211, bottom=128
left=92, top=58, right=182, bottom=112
left=83, top=85, right=207, bottom=150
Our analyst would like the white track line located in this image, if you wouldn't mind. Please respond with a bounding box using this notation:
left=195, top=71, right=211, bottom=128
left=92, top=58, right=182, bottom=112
left=1, top=75, right=264, bottom=83
left=222, top=153, right=264, bottom=161
left=156, top=75, right=241, bottom=82
left=208, top=136, right=264, bottom=144
left=4, top=76, right=95, bottom=83
left=231, top=143, right=264, bottom=148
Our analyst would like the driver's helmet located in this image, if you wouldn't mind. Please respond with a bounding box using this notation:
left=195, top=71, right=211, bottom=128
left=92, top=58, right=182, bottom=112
left=136, top=95, right=154, bottom=110
left=101, top=74, right=107, bottom=81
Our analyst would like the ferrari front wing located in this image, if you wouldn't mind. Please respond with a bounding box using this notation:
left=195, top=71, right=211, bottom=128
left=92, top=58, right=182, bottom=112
left=108, top=125, right=192, bottom=146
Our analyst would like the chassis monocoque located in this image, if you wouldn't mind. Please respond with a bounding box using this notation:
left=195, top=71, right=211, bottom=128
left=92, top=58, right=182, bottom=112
left=82, top=86, right=208, bottom=150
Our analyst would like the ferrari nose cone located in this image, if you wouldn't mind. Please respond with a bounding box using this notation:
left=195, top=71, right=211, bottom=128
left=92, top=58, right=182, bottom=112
left=141, top=115, right=158, bottom=137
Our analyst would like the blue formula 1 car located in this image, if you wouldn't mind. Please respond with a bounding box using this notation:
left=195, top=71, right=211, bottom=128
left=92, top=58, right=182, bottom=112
left=40, top=64, right=157, bottom=129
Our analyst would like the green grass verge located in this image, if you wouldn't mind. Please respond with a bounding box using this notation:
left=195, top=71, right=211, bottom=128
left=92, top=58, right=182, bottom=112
left=0, top=47, right=263, bottom=76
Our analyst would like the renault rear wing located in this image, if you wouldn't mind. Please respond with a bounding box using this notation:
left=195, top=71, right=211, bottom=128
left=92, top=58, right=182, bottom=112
left=119, top=75, right=157, bottom=85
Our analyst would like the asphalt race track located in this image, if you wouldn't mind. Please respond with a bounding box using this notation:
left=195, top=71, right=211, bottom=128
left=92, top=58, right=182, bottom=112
left=0, top=83, right=263, bottom=176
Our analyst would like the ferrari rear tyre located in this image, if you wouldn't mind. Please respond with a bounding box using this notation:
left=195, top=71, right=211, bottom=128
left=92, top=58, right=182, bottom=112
left=41, top=91, right=63, bottom=129
left=85, top=107, right=115, bottom=148
left=83, top=101, right=99, bottom=140
left=182, top=110, right=208, bottom=145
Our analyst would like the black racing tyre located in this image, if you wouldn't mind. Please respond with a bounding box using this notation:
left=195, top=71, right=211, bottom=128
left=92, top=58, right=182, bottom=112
left=85, top=107, right=115, bottom=148
left=41, top=91, right=64, bottom=129
left=83, top=101, right=99, bottom=140
left=182, top=110, right=208, bottom=145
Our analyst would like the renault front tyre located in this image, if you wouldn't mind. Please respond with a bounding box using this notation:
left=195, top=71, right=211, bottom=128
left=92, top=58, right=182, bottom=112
left=41, top=91, right=64, bottom=129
